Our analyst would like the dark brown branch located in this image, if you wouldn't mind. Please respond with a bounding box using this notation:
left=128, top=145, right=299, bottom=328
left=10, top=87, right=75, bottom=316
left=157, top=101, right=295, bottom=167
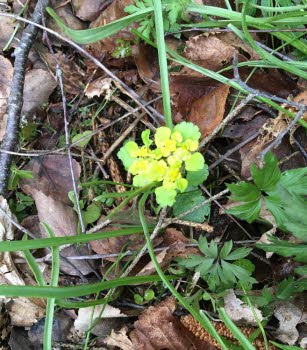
left=0, top=0, right=49, bottom=195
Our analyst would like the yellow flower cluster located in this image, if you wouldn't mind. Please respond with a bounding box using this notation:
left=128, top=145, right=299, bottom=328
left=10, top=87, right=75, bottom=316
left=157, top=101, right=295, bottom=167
left=118, top=122, right=205, bottom=207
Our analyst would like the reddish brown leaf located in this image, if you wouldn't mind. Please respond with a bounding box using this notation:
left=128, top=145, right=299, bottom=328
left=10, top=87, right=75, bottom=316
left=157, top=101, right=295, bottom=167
left=188, top=84, right=230, bottom=137
left=130, top=297, right=213, bottom=350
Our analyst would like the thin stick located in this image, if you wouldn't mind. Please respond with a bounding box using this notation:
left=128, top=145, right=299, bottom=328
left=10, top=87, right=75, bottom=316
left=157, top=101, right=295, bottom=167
left=41, top=15, right=85, bottom=234
left=199, top=94, right=255, bottom=149
left=0, top=0, right=49, bottom=195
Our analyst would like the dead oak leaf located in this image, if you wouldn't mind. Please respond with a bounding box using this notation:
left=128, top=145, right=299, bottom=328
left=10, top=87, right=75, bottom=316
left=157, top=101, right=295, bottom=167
left=188, top=84, right=230, bottom=137
left=129, top=297, right=211, bottom=350
left=184, top=34, right=235, bottom=71
left=72, top=0, right=105, bottom=21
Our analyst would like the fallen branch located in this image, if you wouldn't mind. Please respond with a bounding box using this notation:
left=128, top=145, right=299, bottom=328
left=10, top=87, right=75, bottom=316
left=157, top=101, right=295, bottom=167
left=0, top=0, right=49, bottom=195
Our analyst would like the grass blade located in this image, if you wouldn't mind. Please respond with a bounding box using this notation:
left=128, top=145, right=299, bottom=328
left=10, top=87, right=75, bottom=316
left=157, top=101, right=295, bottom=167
left=153, top=0, right=173, bottom=129
left=46, top=6, right=153, bottom=44
left=218, top=307, right=256, bottom=350
left=0, top=275, right=169, bottom=298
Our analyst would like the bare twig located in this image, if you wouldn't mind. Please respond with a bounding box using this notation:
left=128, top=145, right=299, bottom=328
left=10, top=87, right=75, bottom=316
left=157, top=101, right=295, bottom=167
left=199, top=94, right=256, bottom=149
left=0, top=0, right=49, bottom=195
left=41, top=14, right=86, bottom=234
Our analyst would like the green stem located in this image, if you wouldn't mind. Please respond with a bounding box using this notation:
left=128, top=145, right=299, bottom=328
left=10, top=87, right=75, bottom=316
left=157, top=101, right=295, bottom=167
left=153, top=0, right=173, bottom=129
left=138, top=192, right=228, bottom=350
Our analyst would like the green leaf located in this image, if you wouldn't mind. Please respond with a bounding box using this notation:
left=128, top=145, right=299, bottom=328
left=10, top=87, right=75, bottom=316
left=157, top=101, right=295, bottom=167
left=154, top=126, right=171, bottom=147
left=225, top=247, right=252, bottom=260
left=276, top=277, right=307, bottom=300
left=186, top=165, right=209, bottom=186
left=196, top=258, right=215, bottom=275
left=233, top=259, right=255, bottom=273
left=199, top=236, right=217, bottom=258
left=173, top=188, right=210, bottom=223
left=227, top=200, right=261, bottom=223
left=155, top=186, right=177, bottom=207
left=279, top=168, right=307, bottom=196
left=174, top=122, right=201, bottom=141
left=250, top=152, right=281, bottom=192
left=220, top=241, right=233, bottom=259
left=270, top=341, right=304, bottom=350
left=178, top=255, right=205, bottom=268
left=71, top=131, right=92, bottom=148
left=257, top=236, right=307, bottom=263
left=185, top=152, right=204, bottom=171
left=46, top=6, right=153, bottom=44
left=82, top=203, right=101, bottom=225
left=141, top=129, right=152, bottom=147
left=117, top=141, right=138, bottom=170
left=227, top=182, right=261, bottom=202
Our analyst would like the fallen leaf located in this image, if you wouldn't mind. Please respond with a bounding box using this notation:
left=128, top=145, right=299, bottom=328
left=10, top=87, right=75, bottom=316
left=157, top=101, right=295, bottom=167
left=0, top=17, right=17, bottom=50
left=74, top=304, right=127, bottom=336
left=0, top=196, right=45, bottom=327
left=129, top=297, right=211, bottom=350
left=273, top=302, right=305, bottom=345
left=72, top=0, right=105, bottom=21
left=21, top=69, right=57, bottom=117
left=85, top=77, right=113, bottom=98
left=21, top=155, right=81, bottom=205
left=223, top=290, right=263, bottom=326
left=188, top=84, right=230, bottom=137
left=105, top=327, right=134, bottom=350
left=184, top=34, right=236, bottom=71
left=0, top=56, right=13, bottom=142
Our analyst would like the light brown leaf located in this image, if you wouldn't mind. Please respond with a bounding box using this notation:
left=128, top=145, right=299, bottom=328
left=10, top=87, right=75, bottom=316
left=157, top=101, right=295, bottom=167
left=105, top=327, right=134, bottom=350
left=0, top=17, right=16, bottom=50
left=188, top=84, right=230, bottom=137
left=85, top=77, right=113, bottom=98
left=184, top=34, right=235, bottom=71
left=0, top=56, right=13, bottom=142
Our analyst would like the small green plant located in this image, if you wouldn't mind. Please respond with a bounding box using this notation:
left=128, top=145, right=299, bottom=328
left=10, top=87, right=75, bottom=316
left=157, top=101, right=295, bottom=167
left=178, top=236, right=256, bottom=292
left=227, top=152, right=307, bottom=240
left=125, top=0, right=192, bottom=39
left=112, top=39, right=132, bottom=58
left=8, top=164, right=33, bottom=190
left=117, top=122, right=206, bottom=207
left=134, top=288, right=155, bottom=304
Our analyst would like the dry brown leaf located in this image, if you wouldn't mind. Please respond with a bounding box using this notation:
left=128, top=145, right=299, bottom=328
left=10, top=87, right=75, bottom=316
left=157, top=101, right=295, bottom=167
left=184, top=34, right=236, bottom=71
left=22, top=69, right=57, bottom=117
left=72, top=0, right=105, bottom=21
left=0, top=56, right=13, bottom=142
left=188, top=84, right=230, bottom=137
left=85, top=77, right=113, bottom=98
left=0, top=196, right=45, bottom=327
left=130, top=297, right=211, bottom=350
left=105, top=327, right=134, bottom=350
left=21, top=155, right=81, bottom=205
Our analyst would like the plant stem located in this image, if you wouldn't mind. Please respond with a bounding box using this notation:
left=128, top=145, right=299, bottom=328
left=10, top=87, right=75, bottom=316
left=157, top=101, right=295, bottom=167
left=153, top=0, right=173, bottom=129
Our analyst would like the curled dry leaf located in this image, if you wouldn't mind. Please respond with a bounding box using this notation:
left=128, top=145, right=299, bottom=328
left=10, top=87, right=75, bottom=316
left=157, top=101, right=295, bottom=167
left=105, top=327, right=134, bottom=350
left=223, top=290, right=263, bottom=326
left=85, top=77, right=113, bottom=98
left=0, top=56, right=13, bottom=142
left=273, top=302, right=305, bottom=345
left=0, top=196, right=45, bottom=327
left=129, top=297, right=211, bottom=350
left=72, top=0, right=105, bottom=21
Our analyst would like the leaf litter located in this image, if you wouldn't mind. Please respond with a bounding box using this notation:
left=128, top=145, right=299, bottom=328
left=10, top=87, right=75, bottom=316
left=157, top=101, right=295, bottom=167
left=1, top=0, right=307, bottom=348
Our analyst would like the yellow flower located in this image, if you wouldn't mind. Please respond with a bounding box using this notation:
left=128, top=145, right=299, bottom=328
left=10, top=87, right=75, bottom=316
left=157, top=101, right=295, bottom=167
left=183, top=139, right=198, bottom=152
left=171, top=130, right=183, bottom=143
left=128, top=159, right=149, bottom=175
left=136, top=146, right=150, bottom=158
